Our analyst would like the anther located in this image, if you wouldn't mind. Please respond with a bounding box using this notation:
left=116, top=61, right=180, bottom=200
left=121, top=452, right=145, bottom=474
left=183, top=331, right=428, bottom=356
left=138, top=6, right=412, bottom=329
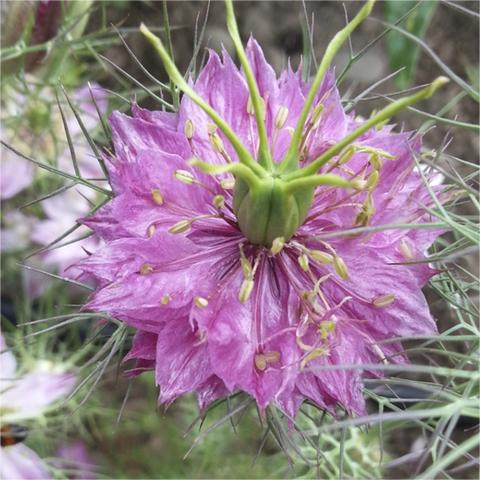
left=270, top=237, right=285, bottom=255
left=209, top=132, right=225, bottom=153
left=337, top=145, right=355, bottom=165
left=151, top=189, right=164, bottom=205
left=220, top=178, right=235, bottom=190
left=239, top=278, right=254, bottom=303
left=147, top=224, right=156, bottom=238
left=246, top=96, right=254, bottom=116
left=399, top=238, right=414, bottom=260
left=174, top=169, right=195, bottom=184
left=311, top=103, right=324, bottom=127
left=213, top=195, right=225, bottom=209
left=300, top=347, right=329, bottom=370
left=310, top=250, right=334, bottom=264
left=184, top=119, right=194, bottom=139
left=298, top=254, right=309, bottom=272
left=274, top=106, right=289, bottom=130
left=160, top=294, right=171, bottom=305
left=168, top=219, right=191, bottom=234
left=139, top=263, right=153, bottom=275
left=239, top=244, right=253, bottom=278
left=207, top=123, right=217, bottom=134
left=254, top=351, right=280, bottom=371
left=333, top=255, right=349, bottom=280
left=194, top=296, right=209, bottom=308
left=319, top=320, right=336, bottom=339
left=369, top=153, right=382, bottom=170
left=373, top=293, right=396, bottom=307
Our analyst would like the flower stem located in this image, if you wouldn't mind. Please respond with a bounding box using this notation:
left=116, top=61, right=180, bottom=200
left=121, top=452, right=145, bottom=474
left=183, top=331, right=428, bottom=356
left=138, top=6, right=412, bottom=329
left=225, top=0, right=273, bottom=170
left=140, top=23, right=265, bottom=177
left=278, top=0, right=375, bottom=173
left=287, top=76, right=450, bottom=180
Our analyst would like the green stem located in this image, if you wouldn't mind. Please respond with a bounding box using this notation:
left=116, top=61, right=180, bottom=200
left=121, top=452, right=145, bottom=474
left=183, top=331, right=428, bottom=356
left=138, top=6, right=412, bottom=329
left=162, top=1, right=179, bottom=110
left=287, top=76, right=449, bottom=180
left=140, top=24, right=265, bottom=177
left=225, top=0, right=273, bottom=170
left=278, top=0, right=375, bottom=173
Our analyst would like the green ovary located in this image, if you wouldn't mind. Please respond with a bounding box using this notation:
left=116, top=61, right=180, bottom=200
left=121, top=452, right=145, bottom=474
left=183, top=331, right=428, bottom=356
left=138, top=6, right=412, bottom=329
left=233, top=176, right=314, bottom=247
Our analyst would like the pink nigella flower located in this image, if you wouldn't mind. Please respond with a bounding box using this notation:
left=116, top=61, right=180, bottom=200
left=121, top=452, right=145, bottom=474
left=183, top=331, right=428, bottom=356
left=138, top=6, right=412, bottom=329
left=0, top=334, right=76, bottom=479
left=77, top=1, right=446, bottom=417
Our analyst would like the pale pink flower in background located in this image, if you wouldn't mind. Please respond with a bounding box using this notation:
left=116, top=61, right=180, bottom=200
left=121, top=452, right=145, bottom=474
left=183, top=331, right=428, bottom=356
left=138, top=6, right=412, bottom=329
left=0, top=334, right=76, bottom=479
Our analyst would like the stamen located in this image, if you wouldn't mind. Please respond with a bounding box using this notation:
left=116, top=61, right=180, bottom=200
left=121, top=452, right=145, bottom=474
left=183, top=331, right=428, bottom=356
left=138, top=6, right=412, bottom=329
left=300, top=346, right=329, bottom=371
left=373, top=293, right=396, bottom=308
left=184, top=119, right=194, bottom=139
left=333, top=255, right=349, bottom=280
left=270, top=237, right=285, bottom=255
left=139, top=263, right=153, bottom=275
left=298, top=254, right=309, bottom=272
left=213, top=195, right=225, bottom=209
left=239, top=278, right=254, bottom=303
left=220, top=178, right=235, bottom=190
left=174, top=169, right=195, bottom=184
left=255, top=351, right=281, bottom=371
left=168, top=219, right=191, bottom=234
left=274, top=106, right=289, bottom=130
left=309, top=250, right=334, bottom=264
left=319, top=320, right=336, bottom=339
left=160, top=294, right=171, bottom=305
left=239, top=244, right=252, bottom=278
left=399, top=238, right=414, bottom=260
left=310, top=103, right=324, bottom=128
left=194, top=296, right=209, bottom=308
left=151, top=189, right=164, bottom=205
left=365, top=170, right=380, bottom=189
left=246, top=95, right=254, bottom=115
left=146, top=224, right=156, bottom=238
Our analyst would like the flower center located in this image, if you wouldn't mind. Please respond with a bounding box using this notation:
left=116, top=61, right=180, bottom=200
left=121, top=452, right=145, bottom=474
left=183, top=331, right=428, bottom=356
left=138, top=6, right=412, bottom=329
left=232, top=174, right=314, bottom=246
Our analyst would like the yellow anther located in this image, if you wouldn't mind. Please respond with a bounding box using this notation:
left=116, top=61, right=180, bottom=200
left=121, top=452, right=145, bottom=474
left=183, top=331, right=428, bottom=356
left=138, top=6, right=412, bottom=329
left=209, top=132, right=225, bottom=153
left=270, top=237, right=285, bottom=255
left=220, top=178, right=235, bottom=190
left=139, top=263, right=153, bottom=275
left=300, top=346, right=329, bottom=370
left=311, top=103, right=324, bottom=127
left=310, top=250, right=334, bottom=264
left=373, top=293, right=396, bottom=308
left=255, top=351, right=280, bottom=371
left=207, top=123, right=217, bottom=134
left=298, top=254, right=310, bottom=272
left=239, top=244, right=253, bottom=278
left=333, top=255, right=349, bottom=280
left=399, top=238, right=414, bottom=260
left=274, top=106, right=289, bottom=130
left=366, top=170, right=380, bottom=189
left=239, top=278, right=254, bottom=303
left=168, top=219, right=191, bottom=234
left=146, top=224, right=156, bottom=238
left=337, top=145, right=355, bottom=165
left=246, top=96, right=254, bottom=115
left=174, top=169, right=195, bottom=184
left=194, top=296, right=209, bottom=308
left=254, top=354, right=267, bottom=371
left=319, top=320, right=336, bottom=339
left=184, top=119, right=194, bottom=139
left=160, top=294, right=171, bottom=305
left=151, top=189, right=164, bottom=205
left=213, top=195, right=225, bottom=209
